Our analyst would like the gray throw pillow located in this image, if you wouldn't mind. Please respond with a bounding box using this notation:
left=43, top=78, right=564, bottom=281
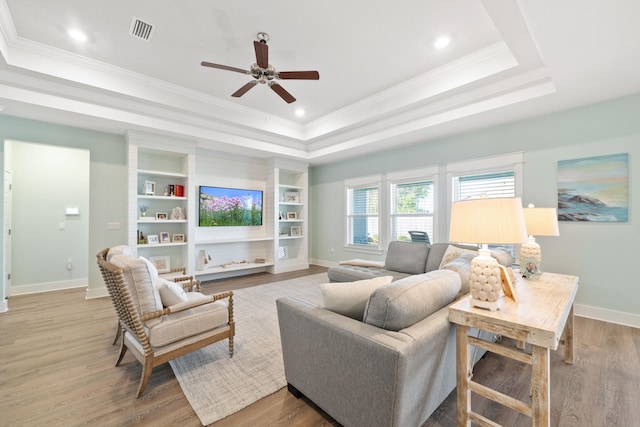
left=363, top=270, right=461, bottom=331
left=384, top=241, right=430, bottom=274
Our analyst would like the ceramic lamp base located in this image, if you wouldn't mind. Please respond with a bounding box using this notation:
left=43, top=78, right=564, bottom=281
left=469, top=249, right=502, bottom=311
left=520, top=237, right=542, bottom=279
left=470, top=297, right=500, bottom=311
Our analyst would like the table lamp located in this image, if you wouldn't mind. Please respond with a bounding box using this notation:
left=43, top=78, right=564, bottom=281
left=520, top=204, right=559, bottom=279
left=449, top=197, right=528, bottom=311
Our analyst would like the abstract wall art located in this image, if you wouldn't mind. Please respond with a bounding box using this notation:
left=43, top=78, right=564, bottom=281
left=557, top=153, right=628, bottom=222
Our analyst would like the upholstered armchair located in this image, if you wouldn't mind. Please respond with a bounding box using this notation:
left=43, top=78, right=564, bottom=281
left=97, top=247, right=235, bottom=398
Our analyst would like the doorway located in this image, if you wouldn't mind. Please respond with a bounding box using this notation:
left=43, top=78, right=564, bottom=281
left=4, top=140, right=90, bottom=298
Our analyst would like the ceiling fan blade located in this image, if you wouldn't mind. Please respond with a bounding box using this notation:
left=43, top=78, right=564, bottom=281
left=201, top=61, right=248, bottom=75
left=254, top=41, right=269, bottom=69
left=231, top=81, right=258, bottom=98
left=270, top=83, right=296, bottom=104
left=278, top=71, right=320, bottom=80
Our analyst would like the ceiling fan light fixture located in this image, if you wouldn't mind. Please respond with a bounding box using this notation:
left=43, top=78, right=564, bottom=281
left=257, top=32, right=270, bottom=44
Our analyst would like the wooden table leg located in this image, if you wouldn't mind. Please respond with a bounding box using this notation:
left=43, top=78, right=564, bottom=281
left=564, top=305, right=574, bottom=364
left=456, top=324, right=471, bottom=426
left=531, top=345, right=550, bottom=427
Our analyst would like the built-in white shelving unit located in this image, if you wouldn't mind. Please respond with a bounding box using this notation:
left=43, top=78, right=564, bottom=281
left=127, top=132, right=195, bottom=272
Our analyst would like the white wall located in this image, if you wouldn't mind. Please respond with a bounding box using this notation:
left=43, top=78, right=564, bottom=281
left=310, top=94, right=640, bottom=327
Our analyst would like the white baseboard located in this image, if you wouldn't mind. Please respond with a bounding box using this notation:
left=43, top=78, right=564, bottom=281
left=0, top=298, right=8, bottom=313
left=8, top=278, right=87, bottom=296
left=310, top=258, right=337, bottom=268
left=574, top=303, right=640, bottom=329
left=86, top=286, right=109, bottom=299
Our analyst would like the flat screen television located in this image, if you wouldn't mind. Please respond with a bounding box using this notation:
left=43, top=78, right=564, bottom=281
left=199, top=185, right=263, bottom=226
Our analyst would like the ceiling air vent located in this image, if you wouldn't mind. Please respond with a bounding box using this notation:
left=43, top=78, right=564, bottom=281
left=129, top=17, right=154, bottom=41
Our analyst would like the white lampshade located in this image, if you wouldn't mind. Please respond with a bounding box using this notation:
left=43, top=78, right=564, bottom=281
left=520, top=206, right=559, bottom=279
left=523, top=207, right=559, bottom=237
left=449, top=197, right=528, bottom=245
left=449, top=197, right=527, bottom=311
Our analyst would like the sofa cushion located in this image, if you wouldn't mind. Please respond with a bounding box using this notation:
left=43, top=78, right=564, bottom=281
left=441, top=253, right=475, bottom=295
left=363, top=270, right=461, bottom=331
left=147, top=299, right=229, bottom=347
left=425, top=243, right=477, bottom=272
left=384, top=241, right=430, bottom=274
left=109, top=254, right=164, bottom=326
left=106, top=245, right=133, bottom=262
left=491, top=248, right=514, bottom=267
left=320, top=276, right=393, bottom=320
left=438, top=244, right=478, bottom=269
left=157, top=278, right=188, bottom=306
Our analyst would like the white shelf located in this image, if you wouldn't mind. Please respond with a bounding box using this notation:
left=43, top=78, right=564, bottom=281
left=279, top=184, right=304, bottom=190
left=279, top=202, right=303, bottom=206
left=138, top=169, right=187, bottom=178
left=279, top=220, right=304, bottom=223
left=137, top=219, right=187, bottom=224
left=195, top=237, right=274, bottom=245
left=138, top=195, right=187, bottom=201
left=195, top=262, right=274, bottom=276
left=137, top=242, right=187, bottom=248
left=279, top=235, right=304, bottom=240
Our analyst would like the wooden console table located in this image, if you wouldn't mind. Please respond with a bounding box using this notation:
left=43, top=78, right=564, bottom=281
left=448, top=271, right=579, bottom=426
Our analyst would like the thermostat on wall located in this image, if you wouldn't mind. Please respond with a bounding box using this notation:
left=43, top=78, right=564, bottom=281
left=65, top=206, right=80, bottom=216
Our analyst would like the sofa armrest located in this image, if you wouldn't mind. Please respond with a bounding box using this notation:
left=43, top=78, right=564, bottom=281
left=276, top=296, right=457, bottom=427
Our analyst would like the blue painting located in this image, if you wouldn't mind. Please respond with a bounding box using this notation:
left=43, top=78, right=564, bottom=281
left=557, top=153, right=628, bottom=222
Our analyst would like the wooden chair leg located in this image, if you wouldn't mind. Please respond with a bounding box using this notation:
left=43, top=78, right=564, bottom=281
left=229, top=336, right=234, bottom=357
left=112, top=322, right=122, bottom=345
left=115, top=339, right=127, bottom=366
left=136, top=356, right=155, bottom=398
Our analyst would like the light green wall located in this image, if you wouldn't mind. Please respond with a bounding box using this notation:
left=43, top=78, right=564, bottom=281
left=0, top=115, right=127, bottom=304
left=10, top=141, right=89, bottom=287
left=310, top=94, right=640, bottom=317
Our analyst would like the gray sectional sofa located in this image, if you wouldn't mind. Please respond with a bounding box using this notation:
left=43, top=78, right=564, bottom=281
left=276, top=241, right=512, bottom=427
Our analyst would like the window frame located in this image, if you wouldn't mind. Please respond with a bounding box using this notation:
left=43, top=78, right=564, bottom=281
left=344, top=174, right=383, bottom=253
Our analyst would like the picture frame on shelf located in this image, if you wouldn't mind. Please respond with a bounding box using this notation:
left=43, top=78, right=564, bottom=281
left=284, top=192, right=300, bottom=203
left=287, top=212, right=297, bottom=220
left=149, top=255, right=170, bottom=274
left=172, top=234, right=185, bottom=243
left=156, top=212, right=168, bottom=220
left=147, top=235, right=159, bottom=244
left=277, top=246, right=289, bottom=259
left=160, top=232, right=170, bottom=243
left=291, top=226, right=301, bottom=236
left=143, top=180, right=155, bottom=196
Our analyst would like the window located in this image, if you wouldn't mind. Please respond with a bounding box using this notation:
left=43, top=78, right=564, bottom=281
left=447, top=152, right=524, bottom=252
left=390, top=180, right=434, bottom=243
left=345, top=175, right=381, bottom=248
left=453, top=170, right=516, bottom=201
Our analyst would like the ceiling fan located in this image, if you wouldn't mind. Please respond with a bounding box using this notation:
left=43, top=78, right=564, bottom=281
left=201, top=32, right=319, bottom=104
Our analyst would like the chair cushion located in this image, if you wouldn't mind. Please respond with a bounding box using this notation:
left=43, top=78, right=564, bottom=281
left=157, top=278, right=188, bottom=306
left=109, top=254, right=163, bottom=324
left=147, top=300, right=230, bottom=347
left=320, top=276, right=393, bottom=320
left=384, top=241, right=430, bottom=274
left=106, top=245, right=133, bottom=262
left=363, top=270, right=461, bottom=331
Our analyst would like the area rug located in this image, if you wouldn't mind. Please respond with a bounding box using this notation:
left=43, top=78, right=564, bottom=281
left=169, top=273, right=328, bottom=426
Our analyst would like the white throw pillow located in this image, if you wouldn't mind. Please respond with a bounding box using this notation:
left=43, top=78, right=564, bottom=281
left=438, top=245, right=478, bottom=269
left=320, top=276, right=393, bottom=320
left=156, top=278, right=188, bottom=306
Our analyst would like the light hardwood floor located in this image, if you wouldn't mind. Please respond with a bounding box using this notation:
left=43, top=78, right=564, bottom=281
left=2, top=267, right=639, bottom=426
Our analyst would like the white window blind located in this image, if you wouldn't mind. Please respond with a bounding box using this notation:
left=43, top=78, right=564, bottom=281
left=390, top=180, right=434, bottom=243
left=346, top=182, right=380, bottom=247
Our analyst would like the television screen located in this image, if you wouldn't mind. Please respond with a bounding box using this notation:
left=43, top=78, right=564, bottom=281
left=199, top=186, right=263, bottom=226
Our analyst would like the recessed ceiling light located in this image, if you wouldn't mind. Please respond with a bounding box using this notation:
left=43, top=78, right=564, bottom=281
left=295, top=109, right=305, bottom=117
left=434, top=36, right=450, bottom=49
left=68, top=28, right=88, bottom=42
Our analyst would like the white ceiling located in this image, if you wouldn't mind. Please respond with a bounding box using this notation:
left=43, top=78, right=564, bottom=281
left=1, top=0, right=639, bottom=164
